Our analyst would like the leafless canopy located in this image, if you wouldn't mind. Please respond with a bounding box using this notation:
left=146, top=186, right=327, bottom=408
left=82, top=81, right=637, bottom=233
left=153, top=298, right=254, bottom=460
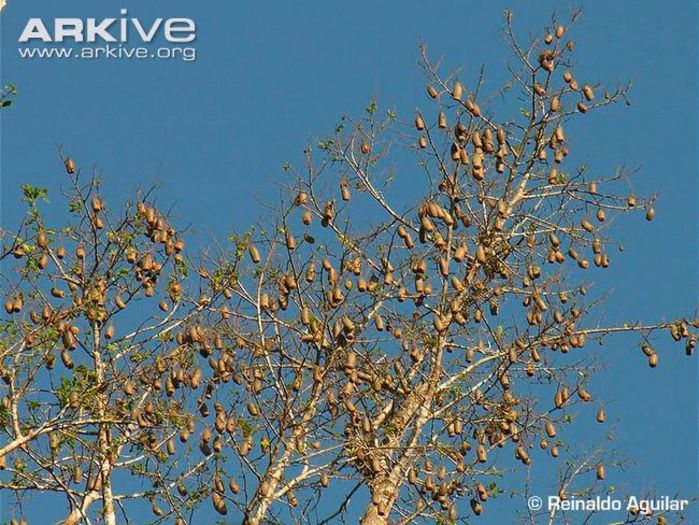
left=0, top=11, right=695, bottom=525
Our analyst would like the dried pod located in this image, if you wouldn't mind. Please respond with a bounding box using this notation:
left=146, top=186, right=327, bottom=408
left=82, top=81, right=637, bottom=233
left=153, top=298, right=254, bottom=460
left=583, top=84, right=595, bottom=101
left=65, top=158, right=76, bottom=174
left=648, top=353, right=659, bottom=368
left=248, top=244, right=261, bottom=264
left=577, top=385, right=591, bottom=402
left=596, top=464, right=606, bottom=480
left=452, top=81, right=463, bottom=101
left=596, top=407, right=606, bottom=423
left=550, top=95, right=561, bottom=112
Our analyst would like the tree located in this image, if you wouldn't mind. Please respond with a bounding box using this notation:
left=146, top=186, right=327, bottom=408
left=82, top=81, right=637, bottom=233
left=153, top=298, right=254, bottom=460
left=1, top=11, right=695, bottom=525
left=0, top=170, right=224, bottom=524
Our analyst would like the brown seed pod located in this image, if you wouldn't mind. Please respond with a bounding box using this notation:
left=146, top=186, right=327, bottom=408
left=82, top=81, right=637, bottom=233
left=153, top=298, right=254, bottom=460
left=305, top=264, right=316, bottom=284
left=555, top=25, right=565, bottom=39
left=191, top=367, right=203, bottom=389
left=450, top=142, right=461, bottom=162
left=91, top=195, right=102, bottom=213
left=459, top=147, right=470, bottom=166
left=248, top=244, right=261, bottom=264
left=550, top=95, right=561, bottom=112
left=554, top=390, right=564, bottom=408
left=11, top=297, right=23, bottom=313
left=418, top=136, right=427, bottom=149
left=648, top=353, right=659, bottom=368
left=583, top=84, right=595, bottom=101
left=554, top=124, right=566, bottom=142
left=641, top=344, right=654, bottom=357
left=545, top=421, right=556, bottom=438
left=36, top=232, right=49, bottom=249
left=577, top=385, right=592, bottom=402
left=596, top=464, right=606, bottom=480
left=302, top=210, right=313, bottom=225
left=596, top=407, right=606, bottom=423
left=360, top=142, right=371, bottom=154
left=470, top=498, right=483, bottom=516
left=61, top=350, right=74, bottom=369
left=577, top=102, right=588, bottom=113
left=323, top=201, right=335, bottom=222
left=294, top=191, right=308, bottom=206
left=452, top=81, right=463, bottom=101
left=284, top=232, right=297, bottom=250
left=476, top=245, right=487, bottom=264
left=427, top=85, right=438, bottom=99
left=65, top=158, right=76, bottom=174
left=150, top=501, right=165, bottom=517
left=449, top=504, right=458, bottom=520
left=645, top=207, right=655, bottom=221
left=496, top=126, right=506, bottom=145
left=516, top=444, right=530, bottom=464
left=115, top=295, right=126, bottom=309
left=468, top=99, right=482, bottom=117
left=544, top=33, right=553, bottom=44
left=472, top=150, right=484, bottom=169
left=12, top=245, right=26, bottom=258
left=340, top=181, right=351, bottom=201
left=247, top=402, right=259, bottom=417
left=438, top=111, right=447, bottom=128
left=36, top=252, right=49, bottom=269
left=415, top=114, right=426, bottom=131
left=581, top=219, right=594, bottom=232
left=211, top=492, right=227, bottom=515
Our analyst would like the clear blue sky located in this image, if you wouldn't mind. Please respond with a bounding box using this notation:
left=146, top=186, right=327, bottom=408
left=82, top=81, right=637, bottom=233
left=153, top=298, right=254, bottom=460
left=1, top=1, right=697, bottom=523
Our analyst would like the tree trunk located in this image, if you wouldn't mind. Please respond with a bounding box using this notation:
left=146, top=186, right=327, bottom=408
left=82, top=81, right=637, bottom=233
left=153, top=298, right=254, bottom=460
left=93, top=322, right=117, bottom=525
left=361, top=480, right=399, bottom=525
left=359, top=381, right=437, bottom=525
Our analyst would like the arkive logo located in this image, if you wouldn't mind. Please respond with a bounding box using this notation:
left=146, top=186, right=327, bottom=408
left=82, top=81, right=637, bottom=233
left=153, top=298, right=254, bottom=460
left=19, top=8, right=196, bottom=43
